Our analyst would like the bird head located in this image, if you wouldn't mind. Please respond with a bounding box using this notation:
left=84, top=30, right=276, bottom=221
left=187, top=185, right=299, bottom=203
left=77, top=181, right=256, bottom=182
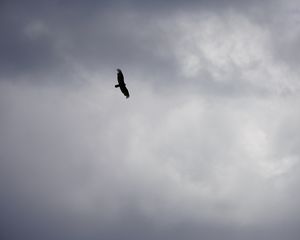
left=116, top=68, right=121, bottom=73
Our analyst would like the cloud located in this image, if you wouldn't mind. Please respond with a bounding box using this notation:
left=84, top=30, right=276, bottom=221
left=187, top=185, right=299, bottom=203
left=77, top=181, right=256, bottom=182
left=1, top=1, right=300, bottom=240
left=1, top=77, right=300, bottom=239
left=0, top=0, right=283, bottom=84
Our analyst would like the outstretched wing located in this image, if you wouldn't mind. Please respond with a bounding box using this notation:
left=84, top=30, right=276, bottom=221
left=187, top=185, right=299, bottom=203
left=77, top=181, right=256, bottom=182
left=120, top=85, right=130, bottom=98
left=117, top=70, right=125, bottom=85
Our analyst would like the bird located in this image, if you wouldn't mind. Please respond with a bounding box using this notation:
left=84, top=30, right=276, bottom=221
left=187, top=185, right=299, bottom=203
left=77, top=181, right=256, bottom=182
left=115, top=69, right=130, bottom=98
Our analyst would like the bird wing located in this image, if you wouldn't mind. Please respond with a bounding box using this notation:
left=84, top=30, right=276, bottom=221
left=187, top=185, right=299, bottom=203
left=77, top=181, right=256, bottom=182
left=120, top=85, right=130, bottom=98
left=117, top=71, right=125, bottom=85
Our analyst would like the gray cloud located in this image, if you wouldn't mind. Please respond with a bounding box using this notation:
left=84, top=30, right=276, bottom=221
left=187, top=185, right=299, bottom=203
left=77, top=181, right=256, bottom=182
left=1, top=1, right=300, bottom=240
left=0, top=0, right=280, bottom=84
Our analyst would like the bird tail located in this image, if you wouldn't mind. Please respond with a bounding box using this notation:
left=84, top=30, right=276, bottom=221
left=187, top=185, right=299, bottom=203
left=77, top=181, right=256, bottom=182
left=115, top=84, right=120, bottom=88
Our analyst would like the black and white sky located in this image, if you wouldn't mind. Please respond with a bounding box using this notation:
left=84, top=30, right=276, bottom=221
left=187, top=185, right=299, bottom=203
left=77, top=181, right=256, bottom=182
left=1, top=0, right=300, bottom=239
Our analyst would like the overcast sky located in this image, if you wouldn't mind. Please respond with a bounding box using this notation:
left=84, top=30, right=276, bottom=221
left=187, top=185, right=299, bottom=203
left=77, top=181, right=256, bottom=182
left=1, top=0, right=300, bottom=239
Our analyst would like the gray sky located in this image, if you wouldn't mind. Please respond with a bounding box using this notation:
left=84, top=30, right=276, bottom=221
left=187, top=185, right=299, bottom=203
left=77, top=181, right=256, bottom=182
left=1, top=0, right=300, bottom=239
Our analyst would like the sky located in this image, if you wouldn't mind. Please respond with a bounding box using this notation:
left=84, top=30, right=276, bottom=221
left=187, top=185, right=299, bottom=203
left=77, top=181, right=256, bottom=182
left=1, top=0, right=300, bottom=239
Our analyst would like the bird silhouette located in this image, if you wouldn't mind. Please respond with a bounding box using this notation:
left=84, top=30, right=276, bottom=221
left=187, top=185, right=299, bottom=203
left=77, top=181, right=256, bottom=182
left=115, top=69, right=130, bottom=98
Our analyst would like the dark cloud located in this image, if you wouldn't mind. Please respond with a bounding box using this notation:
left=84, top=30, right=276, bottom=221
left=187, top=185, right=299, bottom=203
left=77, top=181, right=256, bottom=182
left=0, top=0, right=275, bottom=84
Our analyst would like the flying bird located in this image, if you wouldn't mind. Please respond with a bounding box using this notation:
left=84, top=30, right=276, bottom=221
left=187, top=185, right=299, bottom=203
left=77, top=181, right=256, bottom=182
left=115, top=69, right=130, bottom=98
